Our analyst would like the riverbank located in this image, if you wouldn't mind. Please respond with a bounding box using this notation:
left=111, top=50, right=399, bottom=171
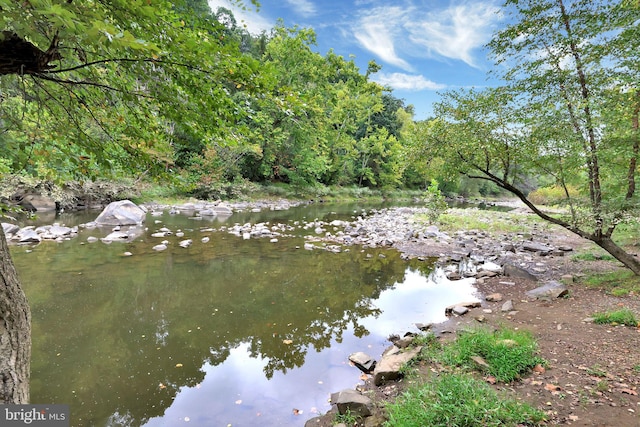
left=303, top=205, right=640, bottom=426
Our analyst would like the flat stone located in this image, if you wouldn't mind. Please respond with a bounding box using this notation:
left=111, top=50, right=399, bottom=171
left=503, top=263, right=538, bottom=281
left=525, top=281, right=568, bottom=300
left=349, top=352, right=376, bottom=373
left=373, top=346, right=422, bottom=386
left=451, top=306, right=469, bottom=316
left=522, top=241, right=553, bottom=254
left=445, top=301, right=481, bottom=315
left=331, top=389, right=373, bottom=417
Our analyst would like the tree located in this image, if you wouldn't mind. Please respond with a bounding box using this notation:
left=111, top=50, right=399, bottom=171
left=430, top=0, right=640, bottom=273
left=0, top=0, right=258, bottom=403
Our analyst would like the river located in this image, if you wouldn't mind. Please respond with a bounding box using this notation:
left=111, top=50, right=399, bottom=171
left=10, top=202, right=478, bottom=426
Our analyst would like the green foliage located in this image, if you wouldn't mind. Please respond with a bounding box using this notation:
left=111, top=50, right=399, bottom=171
left=571, top=252, right=615, bottom=262
left=528, top=185, right=581, bottom=206
left=580, top=269, right=640, bottom=297
left=592, top=309, right=639, bottom=327
left=334, top=409, right=359, bottom=425
left=385, top=373, right=546, bottom=427
left=423, top=180, right=448, bottom=224
left=429, top=0, right=640, bottom=274
left=433, top=327, right=544, bottom=383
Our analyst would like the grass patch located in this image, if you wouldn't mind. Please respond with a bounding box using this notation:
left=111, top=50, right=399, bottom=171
left=571, top=252, right=616, bottom=262
left=384, top=373, right=546, bottom=427
left=433, top=209, right=546, bottom=235
left=428, top=327, right=545, bottom=383
left=592, top=308, right=639, bottom=327
left=580, top=270, right=640, bottom=297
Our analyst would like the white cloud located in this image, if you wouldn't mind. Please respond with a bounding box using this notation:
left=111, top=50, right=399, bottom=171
left=405, top=1, right=500, bottom=68
left=208, top=0, right=273, bottom=34
left=353, top=6, right=413, bottom=71
left=372, top=72, right=446, bottom=91
left=285, top=0, right=317, bottom=17
left=351, top=1, right=500, bottom=70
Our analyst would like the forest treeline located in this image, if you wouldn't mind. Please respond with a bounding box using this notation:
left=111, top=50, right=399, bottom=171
left=1, top=0, right=483, bottom=199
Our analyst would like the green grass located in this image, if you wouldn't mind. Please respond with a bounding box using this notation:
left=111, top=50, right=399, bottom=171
left=433, top=209, right=547, bottom=235
left=580, top=270, right=640, bottom=297
left=429, top=327, right=545, bottom=383
left=571, top=252, right=616, bottom=262
left=384, top=373, right=546, bottom=427
left=592, top=308, right=639, bottom=327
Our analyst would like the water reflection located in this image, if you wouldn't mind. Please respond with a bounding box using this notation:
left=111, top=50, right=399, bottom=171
left=10, top=204, right=478, bottom=426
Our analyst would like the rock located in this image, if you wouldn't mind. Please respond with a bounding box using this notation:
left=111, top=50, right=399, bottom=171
left=304, top=416, right=326, bottom=427
left=479, top=261, right=502, bottom=273
left=102, top=231, right=132, bottom=242
left=561, top=274, right=574, bottom=283
left=213, top=205, right=233, bottom=215
left=450, top=306, right=469, bottom=316
left=501, top=300, right=514, bottom=312
left=16, top=228, right=41, bottom=243
left=152, top=244, right=167, bottom=251
left=331, top=389, right=373, bottom=418
left=179, top=239, right=193, bottom=248
left=19, top=194, right=56, bottom=212
left=95, top=200, right=146, bottom=226
left=485, top=293, right=503, bottom=302
left=445, top=301, right=481, bottom=315
left=2, top=223, right=20, bottom=235
left=86, top=236, right=99, bottom=243
left=201, top=236, right=210, bottom=243
left=373, top=346, right=422, bottom=386
left=471, top=355, right=490, bottom=370
left=503, top=263, right=538, bottom=281
left=521, top=241, right=553, bottom=255
left=349, top=352, right=376, bottom=373
left=415, top=322, right=433, bottom=331
left=525, top=281, right=568, bottom=300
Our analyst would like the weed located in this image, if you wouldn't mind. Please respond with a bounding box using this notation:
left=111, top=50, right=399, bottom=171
left=334, top=408, right=358, bottom=426
left=384, top=373, right=546, bottom=426
left=596, top=380, right=609, bottom=392
left=434, top=327, right=545, bottom=383
left=633, top=365, right=640, bottom=373
left=586, top=365, right=607, bottom=378
left=592, top=308, right=639, bottom=327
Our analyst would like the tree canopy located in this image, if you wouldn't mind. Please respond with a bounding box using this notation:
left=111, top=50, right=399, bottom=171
left=428, top=0, right=640, bottom=273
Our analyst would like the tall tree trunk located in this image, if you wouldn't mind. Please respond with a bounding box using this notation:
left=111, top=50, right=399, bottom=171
left=0, top=225, right=31, bottom=403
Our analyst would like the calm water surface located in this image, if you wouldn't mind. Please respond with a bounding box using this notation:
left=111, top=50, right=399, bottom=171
left=10, top=203, right=478, bottom=426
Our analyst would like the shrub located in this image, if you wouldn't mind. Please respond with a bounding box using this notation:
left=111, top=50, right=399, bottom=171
left=528, top=184, right=579, bottom=206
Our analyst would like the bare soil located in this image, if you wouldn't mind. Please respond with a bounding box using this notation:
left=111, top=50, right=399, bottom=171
left=309, top=217, right=640, bottom=427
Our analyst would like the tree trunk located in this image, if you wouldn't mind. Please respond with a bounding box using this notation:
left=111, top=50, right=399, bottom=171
left=0, top=225, right=31, bottom=403
left=594, top=235, right=640, bottom=276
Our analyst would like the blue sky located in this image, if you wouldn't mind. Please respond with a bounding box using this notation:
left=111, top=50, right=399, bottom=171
left=208, top=0, right=505, bottom=120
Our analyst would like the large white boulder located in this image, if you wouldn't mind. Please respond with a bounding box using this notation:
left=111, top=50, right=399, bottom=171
left=94, top=200, right=146, bottom=226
